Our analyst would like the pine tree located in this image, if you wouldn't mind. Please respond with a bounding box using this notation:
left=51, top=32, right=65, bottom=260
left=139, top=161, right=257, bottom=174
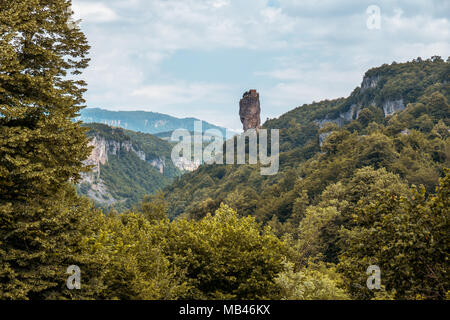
left=0, top=0, right=93, bottom=299
left=0, top=0, right=91, bottom=199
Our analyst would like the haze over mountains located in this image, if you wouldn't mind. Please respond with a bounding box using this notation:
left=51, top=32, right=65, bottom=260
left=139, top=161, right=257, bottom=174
left=79, top=108, right=232, bottom=137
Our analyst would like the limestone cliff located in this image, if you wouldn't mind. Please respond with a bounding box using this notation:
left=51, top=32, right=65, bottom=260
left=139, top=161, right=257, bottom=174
left=314, top=73, right=407, bottom=129
left=78, top=123, right=200, bottom=208
left=361, top=75, right=379, bottom=92
left=314, top=103, right=361, bottom=129
left=81, top=136, right=153, bottom=205
left=83, top=136, right=157, bottom=178
left=172, top=158, right=202, bottom=172
left=83, top=134, right=199, bottom=178
left=382, top=99, right=405, bottom=116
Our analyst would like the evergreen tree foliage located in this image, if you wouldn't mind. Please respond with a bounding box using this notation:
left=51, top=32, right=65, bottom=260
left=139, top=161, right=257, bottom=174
left=0, top=0, right=91, bottom=200
left=0, top=0, right=93, bottom=299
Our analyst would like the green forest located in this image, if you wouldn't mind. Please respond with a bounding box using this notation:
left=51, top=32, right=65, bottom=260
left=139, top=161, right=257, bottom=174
left=77, top=123, right=181, bottom=211
left=0, top=0, right=449, bottom=300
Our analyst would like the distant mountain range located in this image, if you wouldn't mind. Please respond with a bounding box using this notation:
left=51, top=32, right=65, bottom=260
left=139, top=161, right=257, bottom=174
left=79, top=108, right=232, bottom=137
left=77, top=109, right=237, bottom=211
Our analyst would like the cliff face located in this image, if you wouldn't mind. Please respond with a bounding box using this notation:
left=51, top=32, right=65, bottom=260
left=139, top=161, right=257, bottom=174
left=150, top=158, right=165, bottom=174
left=79, top=124, right=200, bottom=208
left=361, top=75, right=379, bottom=92
left=84, top=136, right=153, bottom=177
left=172, top=158, right=202, bottom=172
left=79, top=136, right=115, bottom=205
left=314, top=103, right=361, bottom=128
left=84, top=136, right=108, bottom=174
left=382, top=99, right=405, bottom=116
left=84, top=134, right=200, bottom=177
left=314, top=72, right=409, bottom=129
left=239, top=90, right=261, bottom=131
left=81, top=136, right=154, bottom=206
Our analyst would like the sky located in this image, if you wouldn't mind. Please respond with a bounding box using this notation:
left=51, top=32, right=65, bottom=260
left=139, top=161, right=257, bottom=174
left=71, top=0, right=450, bottom=131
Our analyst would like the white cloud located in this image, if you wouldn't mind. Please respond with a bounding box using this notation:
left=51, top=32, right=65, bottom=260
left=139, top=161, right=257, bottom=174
left=259, top=65, right=363, bottom=117
left=71, top=0, right=450, bottom=129
left=131, top=83, right=231, bottom=106
left=72, top=2, right=119, bottom=23
left=254, top=3, right=450, bottom=118
left=210, top=0, right=230, bottom=9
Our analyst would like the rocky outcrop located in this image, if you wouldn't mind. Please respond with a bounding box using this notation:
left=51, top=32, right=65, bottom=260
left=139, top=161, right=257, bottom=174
left=150, top=158, right=165, bottom=174
left=240, top=90, right=261, bottom=131
left=85, top=136, right=171, bottom=173
left=84, top=133, right=199, bottom=178
left=361, top=75, right=379, bottom=92
left=382, top=99, right=405, bottom=116
left=80, top=136, right=176, bottom=204
left=314, top=117, right=345, bottom=129
left=84, top=179, right=117, bottom=206
left=314, top=70, right=407, bottom=129
left=80, top=138, right=116, bottom=205
left=84, top=136, right=108, bottom=178
left=314, top=104, right=361, bottom=129
left=319, top=131, right=332, bottom=147
left=314, top=98, right=405, bottom=129
left=172, top=158, right=201, bottom=172
left=341, top=104, right=361, bottom=121
left=135, top=150, right=146, bottom=161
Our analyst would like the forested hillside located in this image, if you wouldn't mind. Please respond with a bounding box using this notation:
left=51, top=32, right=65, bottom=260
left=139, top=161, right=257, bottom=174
left=161, top=57, right=450, bottom=299
left=165, top=57, right=450, bottom=223
left=0, top=0, right=448, bottom=301
left=77, top=123, right=181, bottom=211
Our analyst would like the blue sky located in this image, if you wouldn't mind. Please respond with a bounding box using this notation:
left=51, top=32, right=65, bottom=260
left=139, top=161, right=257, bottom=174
left=72, top=0, right=450, bottom=131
